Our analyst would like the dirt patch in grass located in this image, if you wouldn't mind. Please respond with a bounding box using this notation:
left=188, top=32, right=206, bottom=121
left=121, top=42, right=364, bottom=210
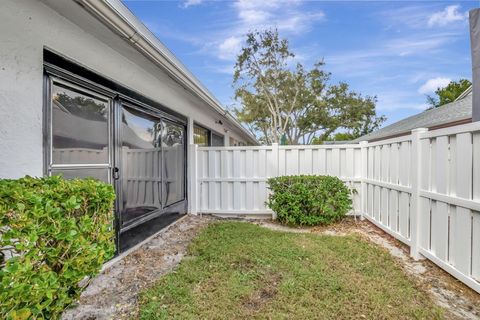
left=139, top=221, right=446, bottom=319
left=242, top=273, right=281, bottom=313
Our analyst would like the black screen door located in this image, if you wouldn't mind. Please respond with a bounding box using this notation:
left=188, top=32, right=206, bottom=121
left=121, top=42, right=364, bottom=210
left=118, top=104, right=163, bottom=227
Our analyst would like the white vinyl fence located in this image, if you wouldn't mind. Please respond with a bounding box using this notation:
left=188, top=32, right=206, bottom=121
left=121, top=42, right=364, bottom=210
left=188, top=121, right=480, bottom=294
left=191, top=144, right=362, bottom=218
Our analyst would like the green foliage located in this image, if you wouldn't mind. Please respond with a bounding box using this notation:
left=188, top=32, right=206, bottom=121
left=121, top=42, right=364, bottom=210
left=426, top=79, right=471, bottom=108
left=266, top=175, right=353, bottom=226
left=312, top=132, right=357, bottom=144
left=233, top=29, right=385, bottom=145
left=0, top=176, right=116, bottom=319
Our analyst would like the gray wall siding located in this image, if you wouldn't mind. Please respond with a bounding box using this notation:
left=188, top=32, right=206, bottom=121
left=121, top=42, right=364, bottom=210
left=0, top=0, right=248, bottom=178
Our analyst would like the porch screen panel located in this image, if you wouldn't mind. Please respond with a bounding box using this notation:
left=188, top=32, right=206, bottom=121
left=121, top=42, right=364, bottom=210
left=51, top=84, right=109, bottom=164
left=162, top=121, right=185, bottom=206
left=49, top=80, right=111, bottom=183
left=120, top=105, right=162, bottom=226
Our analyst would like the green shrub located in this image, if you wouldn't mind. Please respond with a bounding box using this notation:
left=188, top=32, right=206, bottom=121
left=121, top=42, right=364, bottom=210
left=0, top=175, right=116, bottom=320
left=266, top=175, right=353, bottom=226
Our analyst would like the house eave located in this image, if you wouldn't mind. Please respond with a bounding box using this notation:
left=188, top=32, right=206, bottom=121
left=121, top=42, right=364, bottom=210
left=75, top=0, right=258, bottom=145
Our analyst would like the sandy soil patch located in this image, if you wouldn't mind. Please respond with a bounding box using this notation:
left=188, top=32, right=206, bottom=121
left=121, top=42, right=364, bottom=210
left=62, top=215, right=215, bottom=320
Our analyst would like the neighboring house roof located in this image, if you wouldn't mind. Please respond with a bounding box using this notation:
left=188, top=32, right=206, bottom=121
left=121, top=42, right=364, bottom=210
left=73, top=0, right=258, bottom=145
left=353, top=92, right=472, bottom=142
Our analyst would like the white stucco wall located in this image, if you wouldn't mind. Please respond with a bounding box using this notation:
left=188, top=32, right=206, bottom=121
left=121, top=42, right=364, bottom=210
left=0, top=0, right=251, bottom=178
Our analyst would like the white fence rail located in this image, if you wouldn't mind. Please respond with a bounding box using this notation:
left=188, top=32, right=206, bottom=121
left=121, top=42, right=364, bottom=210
left=189, top=121, right=480, bottom=294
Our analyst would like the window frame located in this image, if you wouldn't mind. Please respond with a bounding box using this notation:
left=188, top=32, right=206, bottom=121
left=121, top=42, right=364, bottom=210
left=44, top=75, right=115, bottom=183
left=193, top=123, right=210, bottom=146
left=211, top=131, right=225, bottom=147
left=193, top=123, right=225, bottom=147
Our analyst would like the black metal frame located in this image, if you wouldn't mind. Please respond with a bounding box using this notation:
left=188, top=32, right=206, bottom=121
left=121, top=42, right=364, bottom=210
left=42, top=49, right=188, bottom=252
left=116, top=101, right=187, bottom=233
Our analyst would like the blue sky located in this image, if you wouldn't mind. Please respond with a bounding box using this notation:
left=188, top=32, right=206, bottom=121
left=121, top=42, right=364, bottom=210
left=124, top=0, right=479, bottom=127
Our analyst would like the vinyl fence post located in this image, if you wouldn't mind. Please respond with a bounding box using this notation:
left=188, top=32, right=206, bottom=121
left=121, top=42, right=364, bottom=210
left=189, top=143, right=198, bottom=215
left=360, top=141, right=368, bottom=220
left=271, top=143, right=279, bottom=220
left=410, top=128, right=428, bottom=260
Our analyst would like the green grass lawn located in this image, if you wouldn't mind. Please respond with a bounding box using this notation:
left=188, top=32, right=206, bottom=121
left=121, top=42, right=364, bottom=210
left=139, top=222, right=443, bottom=319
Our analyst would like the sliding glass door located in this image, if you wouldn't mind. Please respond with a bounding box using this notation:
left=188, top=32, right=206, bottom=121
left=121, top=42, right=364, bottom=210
left=46, top=74, right=187, bottom=236
left=118, top=104, right=163, bottom=227
left=117, top=104, right=186, bottom=229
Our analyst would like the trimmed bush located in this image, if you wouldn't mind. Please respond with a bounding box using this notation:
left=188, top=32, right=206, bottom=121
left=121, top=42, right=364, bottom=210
left=0, top=175, right=115, bottom=319
left=266, top=175, right=353, bottom=226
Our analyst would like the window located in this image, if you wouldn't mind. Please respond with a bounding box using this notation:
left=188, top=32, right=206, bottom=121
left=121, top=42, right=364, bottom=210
left=229, top=137, right=246, bottom=147
left=48, top=79, right=111, bottom=182
left=194, top=124, right=225, bottom=147
left=211, top=132, right=224, bottom=147
left=194, top=125, right=209, bottom=146
left=51, top=83, right=110, bottom=164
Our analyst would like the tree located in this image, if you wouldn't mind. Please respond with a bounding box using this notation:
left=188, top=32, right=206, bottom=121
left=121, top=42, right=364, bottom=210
left=233, top=29, right=385, bottom=145
left=426, top=79, right=471, bottom=109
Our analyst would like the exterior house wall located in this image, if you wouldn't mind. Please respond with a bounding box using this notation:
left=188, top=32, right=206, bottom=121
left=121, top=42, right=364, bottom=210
left=0, top=0, right=250, bottom=179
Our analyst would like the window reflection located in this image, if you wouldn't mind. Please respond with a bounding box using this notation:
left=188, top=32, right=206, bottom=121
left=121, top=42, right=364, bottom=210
left=51, top=84, right=109, bottom=164
left=211, top=132, right=224, bottom=146
left=193, top=125, right=209, bottom=146
left=121, top=106, right=162, bottom=226
left=162, top=121, right=185, bottom=206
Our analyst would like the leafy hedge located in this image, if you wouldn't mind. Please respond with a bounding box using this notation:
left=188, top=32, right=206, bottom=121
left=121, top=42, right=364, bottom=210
left=0, top=176, right=116, bottom=320
left=266, top=175, right=353, bottom=226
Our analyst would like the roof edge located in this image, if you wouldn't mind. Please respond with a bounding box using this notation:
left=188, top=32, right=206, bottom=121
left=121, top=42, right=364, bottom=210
left=455, top=85, right=472, bottom=101
left=75, top=0, right=258, bottom=144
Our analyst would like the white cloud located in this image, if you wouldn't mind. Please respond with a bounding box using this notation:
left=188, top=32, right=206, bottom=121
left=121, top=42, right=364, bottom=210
left=386, top=33, right=456, bottom=56
left=218, top=36, right=243, bottom=60
left=378, top=5, right=436, bottom=29
left=325, top=32, right=457, bottom=78
left=210, top=0, right=325, bottom=62
left=232, top=0, right=324, bottom=31
left=232, top=0, right=316, bottom=31
left=182, top=0, right=202, bottom=8
left=428, top=5, right=468, bottom=27
left=238, top=9, right=272, bottom=24
left=418, top=77, right=452, bottom=94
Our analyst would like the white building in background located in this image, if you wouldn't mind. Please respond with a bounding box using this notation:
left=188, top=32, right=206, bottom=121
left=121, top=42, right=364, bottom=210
left=0, top=0, right=257, bottom=251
